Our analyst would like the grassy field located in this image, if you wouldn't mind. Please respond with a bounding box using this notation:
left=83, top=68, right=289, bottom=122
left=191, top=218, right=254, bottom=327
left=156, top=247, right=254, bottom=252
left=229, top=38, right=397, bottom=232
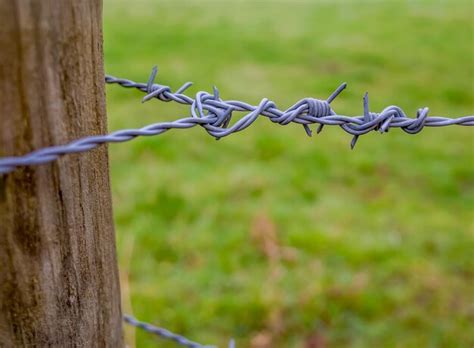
left=103, top=1, right=474, bottom=347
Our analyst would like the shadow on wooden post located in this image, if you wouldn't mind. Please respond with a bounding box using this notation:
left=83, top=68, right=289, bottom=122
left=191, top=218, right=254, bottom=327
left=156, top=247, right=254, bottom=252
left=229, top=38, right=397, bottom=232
left=0, top=1, right=123, bottom=346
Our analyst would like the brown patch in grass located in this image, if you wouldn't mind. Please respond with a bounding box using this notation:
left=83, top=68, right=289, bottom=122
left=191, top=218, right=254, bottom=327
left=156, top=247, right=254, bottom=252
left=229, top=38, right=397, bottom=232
left=250, top=212, right=296, bottom=346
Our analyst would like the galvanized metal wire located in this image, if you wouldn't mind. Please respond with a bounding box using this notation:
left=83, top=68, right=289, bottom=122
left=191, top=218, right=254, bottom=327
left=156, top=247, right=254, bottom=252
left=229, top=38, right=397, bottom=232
left=0, top=66, right=472, bottom=174
left=124, top=315, right=214, bottom=348
left=2, top=68, right=473, bottom=346
left=124, top=315, right=235, bottom=348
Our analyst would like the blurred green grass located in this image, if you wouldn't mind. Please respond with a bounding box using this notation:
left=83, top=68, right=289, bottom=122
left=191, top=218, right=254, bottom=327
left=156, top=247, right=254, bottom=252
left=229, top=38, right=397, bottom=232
left=103, top=1, right=474, bottom=347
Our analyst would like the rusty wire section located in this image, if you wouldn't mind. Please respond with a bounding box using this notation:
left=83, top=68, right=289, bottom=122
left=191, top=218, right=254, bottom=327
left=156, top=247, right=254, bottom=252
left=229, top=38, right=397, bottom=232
left=1, top=66, right=473, bottom=174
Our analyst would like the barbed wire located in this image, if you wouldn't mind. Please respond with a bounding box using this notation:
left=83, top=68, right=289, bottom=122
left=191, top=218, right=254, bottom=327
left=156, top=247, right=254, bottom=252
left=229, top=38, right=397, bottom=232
left=2, top=68, right=473, bottom=344
left=124, top=315, right=211, bottom=348
left=123, top=315, right=235, bottom=348
left=0, top=66, right=472, bottom=174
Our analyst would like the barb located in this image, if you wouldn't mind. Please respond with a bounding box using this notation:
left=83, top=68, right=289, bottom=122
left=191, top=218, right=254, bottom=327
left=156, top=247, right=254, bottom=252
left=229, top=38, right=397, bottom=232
left=1, top=67, right=472, bottom=174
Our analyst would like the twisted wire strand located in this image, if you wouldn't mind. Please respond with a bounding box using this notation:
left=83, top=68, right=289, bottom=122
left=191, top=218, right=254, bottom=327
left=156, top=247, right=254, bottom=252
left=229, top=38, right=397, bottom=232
left=1, top=66, right=473, bottom=174
left=123, top=315, right=236, bottom=348
left=123, top=315, right=215, bottom=348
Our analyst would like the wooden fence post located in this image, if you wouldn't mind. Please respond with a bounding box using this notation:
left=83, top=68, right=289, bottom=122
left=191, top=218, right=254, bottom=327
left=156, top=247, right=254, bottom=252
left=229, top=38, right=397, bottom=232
left=0, top=1, right=123, bottom=346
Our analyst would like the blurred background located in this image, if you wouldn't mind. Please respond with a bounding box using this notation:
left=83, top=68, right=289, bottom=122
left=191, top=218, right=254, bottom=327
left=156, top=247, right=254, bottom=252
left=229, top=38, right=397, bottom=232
left=103, top=1, right=473, bottom=347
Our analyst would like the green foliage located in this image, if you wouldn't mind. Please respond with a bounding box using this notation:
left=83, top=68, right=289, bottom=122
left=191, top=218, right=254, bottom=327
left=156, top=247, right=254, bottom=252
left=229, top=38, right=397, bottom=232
left=104, top=1, right=474, bottom=347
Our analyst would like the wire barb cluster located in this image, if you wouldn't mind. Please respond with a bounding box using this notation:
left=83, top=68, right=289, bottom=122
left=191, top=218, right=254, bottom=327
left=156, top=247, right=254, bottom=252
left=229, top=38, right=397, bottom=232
left=0, top=66, right=473, bottom=174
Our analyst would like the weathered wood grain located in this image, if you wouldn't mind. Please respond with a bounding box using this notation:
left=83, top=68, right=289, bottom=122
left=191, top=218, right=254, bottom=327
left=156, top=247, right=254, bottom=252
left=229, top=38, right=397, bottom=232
left=0, top=1, right=123, bottom=346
